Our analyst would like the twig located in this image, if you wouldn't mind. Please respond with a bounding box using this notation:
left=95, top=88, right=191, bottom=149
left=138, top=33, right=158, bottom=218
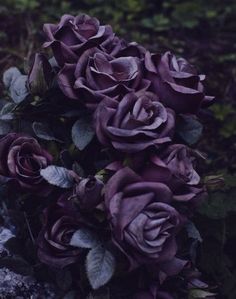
left=0, top=48, right=25, bottom=60
left=24, top=212, right=35, bottom=244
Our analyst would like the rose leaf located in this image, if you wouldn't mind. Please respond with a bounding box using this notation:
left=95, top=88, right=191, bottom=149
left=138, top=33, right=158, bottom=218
left=86, top=245, right=116, bottom=290
left=177, top=115, right=203, bottom=145
left=70, top=228, right=100, bottom=249
left=33, top=122, right=63, bottom=143
left=72, top=117, right=95, bottom=151
left=0, top=120, right=11, bottom=135
left=40, top=166, right=74, bottom=188
left=3, top=67, right=21, bottom=89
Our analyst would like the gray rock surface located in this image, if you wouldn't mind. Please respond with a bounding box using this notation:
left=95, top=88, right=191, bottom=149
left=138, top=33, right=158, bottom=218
left=0, top=267, right=58, bottom=299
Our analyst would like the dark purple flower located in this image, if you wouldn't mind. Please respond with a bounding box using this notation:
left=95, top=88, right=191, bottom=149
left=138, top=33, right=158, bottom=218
left=145, top=51, right=214, bottom=114
left=0, top=133, right=53, bottom=196
left=43, top=14, right=114, bottom=66
left=74, top=176, right=104, bottom=210
left=105, top=167, right=181, bottom=269
left=102, top=36, right=146, bottom=58
left=58, top=49, right=150, bottom=110
left=95, top=92, right=175, bottom=153
left=37, top=193, right=82, bottom=268
left=28, top=53, right=53, bottom=96
left=116, top=41, right=147, bottom=59
left=141, top=144, right=204, bottom=203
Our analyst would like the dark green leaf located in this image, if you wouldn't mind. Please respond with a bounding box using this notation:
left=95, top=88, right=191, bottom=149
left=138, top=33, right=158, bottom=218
left=72, top=117, right=95, bottom=150
left=186, top=221, right=203, bottom=242
left=72, top=162, right=85, bottom=177
left=0, top=102, right=15, bottom=120
left=177, top=115, right=203, bottom=145
left=55, top=269, right=72, bottom=291
left=189, top=289, right=216, bottom=298
left=3, top=67, right=21, bottom=89
left=40, top=166, right=74, bottom=188
left=70, top=228, right=100, bottom=249
left=3, top=67, right=29, bottom=103
left=9, top=75, right=29, bottom=104
left=0, top=120, right=11, bottom=134
left=33, top=122, right=63, bottom=142
left=86, top=245, right=116, bottom=290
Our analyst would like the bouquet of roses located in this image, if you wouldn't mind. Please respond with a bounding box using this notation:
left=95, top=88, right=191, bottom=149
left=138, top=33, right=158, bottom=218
left=0, top=14, right=216, bottom=298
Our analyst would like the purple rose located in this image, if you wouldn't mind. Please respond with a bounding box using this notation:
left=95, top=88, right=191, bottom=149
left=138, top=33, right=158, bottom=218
left=43, top=14, right=113, bottom=66
left=37, top=193, right=82, bottom=268
left=58, top=49, right=150, bottom=110
left=105, top=167, right=181, bottom=269
left=102, top=36, right=146, bottom=58
left=116, top=41, right=147, bottom=59
left=0, top=133, right=53, bottom=196
left=145, top=51, right=214, bottom=114
left=74, top=176, right=104, bottom=210
left=28, top=53, right=53, bottom=96
left=95, top=92, right=175, bottom=153
left=141, top=144, right=204, bottom=203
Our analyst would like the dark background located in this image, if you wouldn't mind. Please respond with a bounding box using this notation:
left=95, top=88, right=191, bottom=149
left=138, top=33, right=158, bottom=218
left=0, top=1, right=235, bottom=298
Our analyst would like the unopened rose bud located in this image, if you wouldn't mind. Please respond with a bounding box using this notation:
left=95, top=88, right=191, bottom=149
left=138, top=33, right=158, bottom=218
left=75, top=176, right=104, bottom=210
left=28, top=53, right=52, bottom=96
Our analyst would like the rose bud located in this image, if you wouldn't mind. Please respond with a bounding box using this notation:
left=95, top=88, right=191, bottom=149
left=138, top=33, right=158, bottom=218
left=74, top=176, right=104, bottom=210
left=141, top=144, right=205, bottom=204
left=145, top=51, right=214, bottom=114
left=105, top=167, right=181, bottom=270
left=0, top=133, right=53, bottom=196
left=95, top=92, right=175, bottom=153
left=37, top=193, right=83, bottom=268
left=58, top=49, right=150, bottom=110
left=28, top=53, right=52, bottom=96
left=43, top=14, right=114, bottom=66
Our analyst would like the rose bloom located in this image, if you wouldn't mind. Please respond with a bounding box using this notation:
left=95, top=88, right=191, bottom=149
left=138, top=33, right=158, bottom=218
left=105, top=167, right=181, bottom=269
left=145, top=51, right=214, bottom=114
left=0, top=133, right=53, bottom=196
left=37, top=193, right=83, bottom=269
left=95, top=92, right=175, bottom=153
left=141, top=144, right=205, bottom=203
left=43, top=14, right=114, bottom=66
left=102, top=36, right=146, bottom=58
left=58, top=49, right=150, bottom=110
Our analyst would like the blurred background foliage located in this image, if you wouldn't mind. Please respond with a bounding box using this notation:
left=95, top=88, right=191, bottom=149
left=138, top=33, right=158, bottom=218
left=0, top=0, right=236, bottom=298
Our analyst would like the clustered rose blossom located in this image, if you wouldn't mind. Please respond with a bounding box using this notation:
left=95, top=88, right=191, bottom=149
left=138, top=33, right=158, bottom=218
left=44, top=14, right=213, bottom=113
left=144, top=51, right=214, bottom=114
left=36, top=12, right=212, bottom=289
left=141, top=144, right=205, bottom=203
left=43, top=14, right=114, bottom=66
left=58, top=49, right=150, bottom=109
left=95, top=92, right=175, bottom=153
left=37, top=193, right=83, bottom=268
left=0, top=133, right=53, bottom=196
left=105, top=167, right=182, bottom=269
left=0, top=13, right=214, bottom=298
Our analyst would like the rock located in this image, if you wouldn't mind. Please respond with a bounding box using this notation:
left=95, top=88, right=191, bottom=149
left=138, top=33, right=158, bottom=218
left=0, top=267, right=58, bottom=298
